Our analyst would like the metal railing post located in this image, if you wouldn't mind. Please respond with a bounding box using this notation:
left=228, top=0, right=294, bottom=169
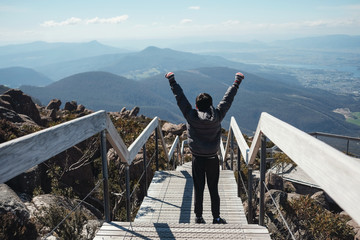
left=125, top=165, right=131, bottom=222
left=347, top=139, right=350, bottom=155
left=237, top=146, right=241, bottom=197
left=155, top=130, right=159, bottom=171
left=176, top=144, right=178, bottom=168
left=172, top=155, right=175, bottom=170
left=143, top=144, right=147, bottom=197
left=100, top=131, right=111, bottom=222
left=230, top=129, right=234, bottom=170
left=248, top=166, right=253, bottom=224
left=259, top=134, right=267, bottom=226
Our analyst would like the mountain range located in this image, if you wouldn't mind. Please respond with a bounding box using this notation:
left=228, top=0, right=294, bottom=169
left=0, top=40, right=128, bottom=69
left=35, top=46, right=245, bottom=81
left=1, top=35, right=360, bottom=136
left=21, top=67, right=360, bottom=136
left=0, top=67, right=52, bottom=88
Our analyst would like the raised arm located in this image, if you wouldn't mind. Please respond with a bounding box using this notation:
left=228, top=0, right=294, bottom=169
left=217, top=72, right=245, bottom=121
left=165, top=72, right=192, bottom=119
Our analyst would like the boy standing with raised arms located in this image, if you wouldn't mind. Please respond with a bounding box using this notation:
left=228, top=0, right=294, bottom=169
left=165, top=71, right=244, bottom=224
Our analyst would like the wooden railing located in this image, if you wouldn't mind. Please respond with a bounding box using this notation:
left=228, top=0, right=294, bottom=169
left=221, top=112, right=360, bottom=226
left=0, top=110, right=179, bottom=223
left=2, top=109, right=360, bottom=229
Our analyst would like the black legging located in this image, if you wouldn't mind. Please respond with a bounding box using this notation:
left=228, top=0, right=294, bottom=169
left=192, top=155, right=220, bottom=219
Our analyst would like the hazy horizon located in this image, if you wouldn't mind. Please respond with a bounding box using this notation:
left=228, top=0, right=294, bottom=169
left=1, top=1, right=360, bottom=49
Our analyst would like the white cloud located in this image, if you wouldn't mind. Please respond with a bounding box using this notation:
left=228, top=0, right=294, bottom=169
left=180, top=19, right=193, bottom=24
left=41, top=15, right=128, bottom=27
left=86, top=15, right=129, bottom=24
left=189, top=6, right=200, bottom=10
left=41, top=17, right=82, bottom=27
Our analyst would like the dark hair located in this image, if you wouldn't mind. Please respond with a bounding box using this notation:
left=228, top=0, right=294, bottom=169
left=196, top=93, right=212, bottom=111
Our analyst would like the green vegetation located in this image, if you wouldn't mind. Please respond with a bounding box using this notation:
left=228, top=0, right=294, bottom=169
left=35, top=204, right=96, bottom=240
left=288, top=195, right=355, bottom=240
left=0, top=212, right=38, bottom=240
left=346, top=112, right=360, bottom=126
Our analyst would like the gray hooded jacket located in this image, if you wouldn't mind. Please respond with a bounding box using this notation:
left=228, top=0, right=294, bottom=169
left=170, top=82, right=238, bottom=157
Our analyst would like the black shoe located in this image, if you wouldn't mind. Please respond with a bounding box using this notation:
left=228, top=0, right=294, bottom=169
left=195, top=216, right=206, bottom=224
left=213, top=217, right=227, bottom=224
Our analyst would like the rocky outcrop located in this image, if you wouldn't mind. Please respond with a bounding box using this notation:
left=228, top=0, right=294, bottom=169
left=77, top=104, right=85, bottom=113
left=265, top=172, right=284, bottom=191
left=311, top=191, right=329, bottom=210
left=250, top=171, right=358, bottom=239
left=0, top=89, right=42, bottom=125
left=112, top=106, right=141, bottom=119
left=46, top=99, right=61, bottom=111
left=64, top=101, right=77, bottom=112
left=129, top=106, right=140, bottom=117
left=25, top=194, right=101, bottom=239
left=0, top=106, right=24, bottom=123
left=6, top=165, right=42, bottom=195
left=161, top=122, right=186, bottom=136
left=0, top=184, right=38, bottom=239
left=0, top=184, right=31, bottom=224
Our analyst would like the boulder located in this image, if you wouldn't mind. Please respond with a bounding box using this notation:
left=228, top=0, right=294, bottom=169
left=6, top=165, right=42, bottom=195
left=120, top=107, right=127, bottom=114
left=43, top=145, right=97, bottom=198
left=81, top=219, right=102, bottom=240
left=265, top=172, right=284, bottom=191
left=0, top=184, right=30, bottom=223
left=129, top=106, right=140, bottom=117
left=0, top=89, right=42, bottom=125
left=0, top=106, right=24, bottom=123
left=77, top=104, right=85, bottom=113
left=162, top=122, right=186, bottom=136
left=28, top=194, right=96, bottom=218
left=0, top=184, right=38, bottom=239
left=64, top=101, right=77, bottom=112
left=46, top=99, right=61, bottom=111
left=26, top=194, right=98, bottom=239
left=311, top=191, right=329, bottom=210
left=284, top=181, right=296, bottom=193
left=120, top=107, right=131, bottom=118
left=287, top=192, right=302, bottom=202
left=0, top=98, right=12, bottom=109
left=265, top=189, right=288, bottom=208
left=48, top=108, right=57, bottom=121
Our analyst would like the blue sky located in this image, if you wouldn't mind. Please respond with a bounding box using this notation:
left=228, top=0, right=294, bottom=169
left=1, top=0, right=360, bottom=47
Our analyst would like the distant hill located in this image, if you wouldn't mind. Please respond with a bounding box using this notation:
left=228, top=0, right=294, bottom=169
left=102, top=46, right=246, bottom=80
left=35, top=53, right=130, bottom=81
left=0, top=41, right=128, bottom=69
left=21, top=67, right=360, bottom=137
left=35, top=46, right=245, bottom=81
left=141, top=67, right=360, bottom=136
left=0, top=67, right=52, bottom=88
left=0, top=85, right=10, bottom=94
left=172, top=35, right=360, bottom=52
left=20, top=71, right=184, bottom=122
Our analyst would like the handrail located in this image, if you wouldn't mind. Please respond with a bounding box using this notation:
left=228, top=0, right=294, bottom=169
left=168, top=136, right=179, bottom=161
left=0, top=110, right=107, bottom=183
left=248, top=112, right=360, bottom=225
left=219, top=112, right=360, bottom=226
left=0, top=110, right=171, bottom=183
left=0, top=109, right=180, bottom=228
left=309, top=132, right=360, bottom=142
left=220, top=116, right=250, bottom=166
left=2, top=108, right=360, bottom=230
left=309, top=131, right=360, bottom=156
